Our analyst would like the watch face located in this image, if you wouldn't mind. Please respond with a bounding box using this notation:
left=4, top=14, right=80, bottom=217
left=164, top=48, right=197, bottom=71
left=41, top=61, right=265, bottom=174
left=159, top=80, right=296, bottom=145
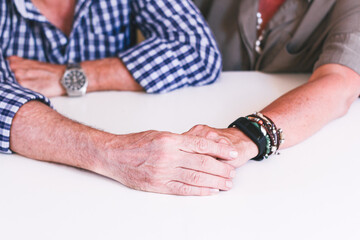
left=63, top=69, right=87, bottom=91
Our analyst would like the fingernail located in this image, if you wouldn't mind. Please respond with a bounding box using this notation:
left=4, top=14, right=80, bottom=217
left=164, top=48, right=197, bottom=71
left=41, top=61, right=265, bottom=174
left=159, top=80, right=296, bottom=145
left=210, top=189, right=220, bottom=195
left=226, top=181, right=233, bottom=188
left=230, top=151, right=238, bottom=158
left=230, top=170, right=236, bottom=178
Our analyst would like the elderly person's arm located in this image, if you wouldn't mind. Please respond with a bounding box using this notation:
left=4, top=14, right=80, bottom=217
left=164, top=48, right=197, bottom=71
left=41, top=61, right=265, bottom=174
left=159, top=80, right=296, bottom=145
left=186, top=0, right=360, bottom=167
left=186, top=64, right=360, bottom=167
left=8, top=0, right=221, bottom=97
left=0, top=46, right=236, bottom=195
left=10, top=101, right=237, bottom=195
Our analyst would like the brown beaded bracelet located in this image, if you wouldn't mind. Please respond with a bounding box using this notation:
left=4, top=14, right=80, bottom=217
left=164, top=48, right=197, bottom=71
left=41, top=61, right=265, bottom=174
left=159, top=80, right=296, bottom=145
left=246, top=112, right=284, bottom=157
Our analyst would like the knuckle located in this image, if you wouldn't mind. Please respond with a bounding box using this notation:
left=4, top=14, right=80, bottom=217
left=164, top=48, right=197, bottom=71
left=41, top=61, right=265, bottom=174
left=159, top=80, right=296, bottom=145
left=169, top=182, right=192, bottom=196
left=190, top=124, right=206, bottom=134
left=155, top=132, right=175, bottom=146
left=180, top=185, right=191, bottom=195
left=194, top=124, right=205, bottom=131
left=216, top=179, right=225, bottom=189
left=188, top=171, right=201, bottom=185
left=196, top=138, right=209, bottom=152
left=199, top=156, right=209, bottom=169
left=206, top=131, right=218, bottom=139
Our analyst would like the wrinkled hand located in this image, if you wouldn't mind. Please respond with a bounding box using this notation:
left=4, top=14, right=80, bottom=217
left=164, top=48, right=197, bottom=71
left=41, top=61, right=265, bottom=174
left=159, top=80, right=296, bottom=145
left=8, top=56, right=66, bottom=97
left=99, top=131, right=239, bottom=196
left=185, top=125, right=259, bottom=168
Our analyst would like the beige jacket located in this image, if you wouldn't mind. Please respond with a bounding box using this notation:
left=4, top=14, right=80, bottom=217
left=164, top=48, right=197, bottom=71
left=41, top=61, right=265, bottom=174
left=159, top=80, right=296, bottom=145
left=194, top=0, right=360, bottom=74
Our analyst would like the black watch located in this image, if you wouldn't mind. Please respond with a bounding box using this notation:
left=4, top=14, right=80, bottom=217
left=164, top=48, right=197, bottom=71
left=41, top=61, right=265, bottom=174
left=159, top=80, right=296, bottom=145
left=228, top=117, right=267, bottom=161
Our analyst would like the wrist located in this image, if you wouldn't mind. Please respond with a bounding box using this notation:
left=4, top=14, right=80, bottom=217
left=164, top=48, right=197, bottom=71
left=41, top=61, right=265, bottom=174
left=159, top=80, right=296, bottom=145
left=87, top=132, right=118, bottom=173
left=91, top=132, right=134, bottom=181
left=81, top=58, right=143, bottom=93
left=81, top=61, right=99, bottom=93
left=227, top=127, right=259, bottom=160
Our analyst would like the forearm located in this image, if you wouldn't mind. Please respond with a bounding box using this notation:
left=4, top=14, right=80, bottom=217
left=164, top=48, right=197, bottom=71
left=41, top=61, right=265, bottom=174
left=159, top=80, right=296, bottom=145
left=10, top=101, right=111, bottom=172
left=261, top=65, right=360, bottom=148
left=9, top=101, right=239, bottom=196
left=82, top=58, right=143, bottom=93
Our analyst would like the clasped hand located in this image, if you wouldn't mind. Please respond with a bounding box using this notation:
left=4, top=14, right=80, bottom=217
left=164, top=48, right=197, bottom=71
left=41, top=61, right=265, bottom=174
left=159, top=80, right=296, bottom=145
left=7, top=56, right=258, bottom=196
left=94, top=126, right=258, bottom=196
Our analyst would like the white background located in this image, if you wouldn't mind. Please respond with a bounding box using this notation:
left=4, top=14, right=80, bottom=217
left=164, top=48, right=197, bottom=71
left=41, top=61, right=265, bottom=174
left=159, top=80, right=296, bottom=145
left=1, top=72, right=359, bottom=240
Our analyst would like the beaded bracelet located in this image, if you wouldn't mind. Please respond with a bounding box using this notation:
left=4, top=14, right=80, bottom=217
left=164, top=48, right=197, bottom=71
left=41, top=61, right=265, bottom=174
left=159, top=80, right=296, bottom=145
left=229, top=113, right=284, bottom=160
left=246, top=112, right=284, bottom=156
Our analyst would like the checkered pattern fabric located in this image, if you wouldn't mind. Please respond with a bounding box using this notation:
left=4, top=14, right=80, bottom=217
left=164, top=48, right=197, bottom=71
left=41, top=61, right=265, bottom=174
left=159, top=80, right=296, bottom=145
left=0, top=0, right=221, bottom=153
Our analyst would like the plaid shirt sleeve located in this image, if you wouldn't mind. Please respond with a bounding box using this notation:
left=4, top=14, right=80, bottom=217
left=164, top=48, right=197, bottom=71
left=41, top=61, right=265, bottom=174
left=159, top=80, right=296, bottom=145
left=0, top=52, right=51, bottom=154
left=119, top=0, right=222, bottom=93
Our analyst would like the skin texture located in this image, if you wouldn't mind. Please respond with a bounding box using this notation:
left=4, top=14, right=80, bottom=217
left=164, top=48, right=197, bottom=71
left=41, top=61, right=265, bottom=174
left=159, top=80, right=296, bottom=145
left=7, top=0, right=238, bottom=196
left=6, top=0, right=360, bottom=195
left=10, top=101, right=238, bottom=196
left=186, top=64, right=360, bottom=167
left=7, top=0, right=142, bottom=98
left=7, top=56, right=143, bottom=98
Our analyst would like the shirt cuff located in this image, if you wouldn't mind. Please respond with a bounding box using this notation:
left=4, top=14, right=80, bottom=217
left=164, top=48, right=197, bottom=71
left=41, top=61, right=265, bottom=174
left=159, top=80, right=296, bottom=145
left=0, top=82, right=52, bottom=154
left=118, top=38, right=188, bottom=94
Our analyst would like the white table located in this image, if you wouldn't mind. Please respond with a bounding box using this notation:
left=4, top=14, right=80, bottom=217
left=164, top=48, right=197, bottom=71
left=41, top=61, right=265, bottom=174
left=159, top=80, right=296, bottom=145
left=1, top=72, right=359, bottom=240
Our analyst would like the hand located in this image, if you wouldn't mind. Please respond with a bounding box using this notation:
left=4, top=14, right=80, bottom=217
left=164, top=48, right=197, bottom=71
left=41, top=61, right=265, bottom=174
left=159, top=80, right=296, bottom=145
left=184, top=125, right=258, bottom=168
left=8, top=56, right=66, bottom=97
left=97, top=131, right=239, bottom=196
left=8, top=56, right=143, bottom=97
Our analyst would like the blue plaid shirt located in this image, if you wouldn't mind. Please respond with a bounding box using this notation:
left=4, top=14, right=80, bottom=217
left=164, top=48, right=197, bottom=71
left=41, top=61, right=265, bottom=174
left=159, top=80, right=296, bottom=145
left=0, top=0, right=221, bottom=153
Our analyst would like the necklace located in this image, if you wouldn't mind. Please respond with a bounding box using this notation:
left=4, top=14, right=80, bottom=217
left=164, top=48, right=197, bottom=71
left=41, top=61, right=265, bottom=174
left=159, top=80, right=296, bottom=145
left=255, top=12, right=264, bottom=54
left=255, top=0, right=288, bottom=54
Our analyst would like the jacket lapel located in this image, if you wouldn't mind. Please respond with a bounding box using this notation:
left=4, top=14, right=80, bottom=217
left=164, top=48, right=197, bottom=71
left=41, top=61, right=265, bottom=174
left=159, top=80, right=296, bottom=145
left=287, top=0, right=336, bottom=52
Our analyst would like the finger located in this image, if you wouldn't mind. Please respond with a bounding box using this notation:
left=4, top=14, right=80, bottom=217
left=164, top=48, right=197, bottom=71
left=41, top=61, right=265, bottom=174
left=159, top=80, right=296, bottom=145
left=7, top=56, right=30, bottom=68
left=205, top=131, right=232, bottom=145
left=24, top=69, right=52, bottom=80
left=8, top=56, right=47, bottom=70
left=178, top=154, right=235, bottom=179
left=218, top=138, right=232, bottom=145
left=221, top=158, right=249, bottom=168
left=166, top=181, right=220, bottom=196
left=13, top=69, right=28, bottom=81
left=180, top=135, right=238, bottom=161
left=174, top=168, right=233, bottom=191
left=7, top=55, right=23, bottom=62
left=186, top=124, right=206, bottom=135
left=185, top=127, right=233, bottom=146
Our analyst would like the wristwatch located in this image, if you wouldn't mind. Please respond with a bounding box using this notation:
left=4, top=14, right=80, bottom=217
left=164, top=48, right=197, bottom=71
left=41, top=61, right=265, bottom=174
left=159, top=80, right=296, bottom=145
left=228, top=117, right=267, bottom=161
left=61, top=63, right=88, bottom=97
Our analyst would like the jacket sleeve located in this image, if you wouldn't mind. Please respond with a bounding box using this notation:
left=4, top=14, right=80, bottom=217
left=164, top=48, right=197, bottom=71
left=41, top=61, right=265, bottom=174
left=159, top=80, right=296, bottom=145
left=314, top=0, right=360, bottom=75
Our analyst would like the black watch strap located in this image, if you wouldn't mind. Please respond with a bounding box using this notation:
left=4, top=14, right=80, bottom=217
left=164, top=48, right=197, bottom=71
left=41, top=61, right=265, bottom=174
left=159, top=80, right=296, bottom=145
left=228, top=117, right=267, bottom=161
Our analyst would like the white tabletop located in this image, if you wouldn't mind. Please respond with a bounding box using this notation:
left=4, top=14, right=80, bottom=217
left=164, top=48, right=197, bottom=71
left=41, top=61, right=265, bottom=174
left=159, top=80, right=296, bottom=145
left=1, top=72, right=359, bottom=240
